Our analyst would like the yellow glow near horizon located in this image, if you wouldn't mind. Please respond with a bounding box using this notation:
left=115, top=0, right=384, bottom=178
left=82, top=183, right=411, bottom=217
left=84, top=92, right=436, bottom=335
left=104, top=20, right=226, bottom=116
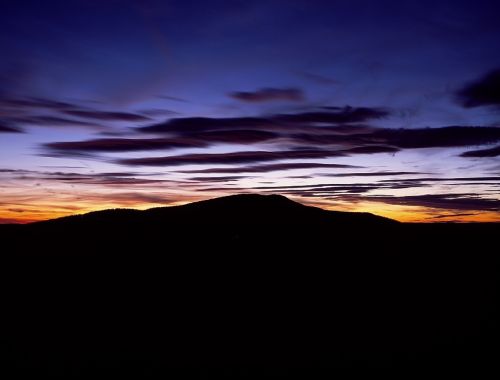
left=2, top=194, right=499, bottom=224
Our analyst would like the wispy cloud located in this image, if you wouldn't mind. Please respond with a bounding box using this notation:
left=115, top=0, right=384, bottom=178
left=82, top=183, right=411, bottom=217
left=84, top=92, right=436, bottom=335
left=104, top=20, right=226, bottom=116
left=357, top=193, right=500, bottom=212
left=181, top=162, right=361, bottom=174
left=460, top=145, right=500, bottom=157
left=457, top=68, right=500, bottom=108
left=118, top=149, right=345, bottom=166
left=44, top=137, right=208, bottom=153
left=229, top=87, right=305, bottom=102
left=0, top=123, right=24, bottom=133
left=62, top=109, right=150, bottom=122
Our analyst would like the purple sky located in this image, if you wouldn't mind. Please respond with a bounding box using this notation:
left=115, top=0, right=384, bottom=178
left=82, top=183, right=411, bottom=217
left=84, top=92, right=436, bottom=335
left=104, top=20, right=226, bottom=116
left=1, top=0, right=499, bottom=222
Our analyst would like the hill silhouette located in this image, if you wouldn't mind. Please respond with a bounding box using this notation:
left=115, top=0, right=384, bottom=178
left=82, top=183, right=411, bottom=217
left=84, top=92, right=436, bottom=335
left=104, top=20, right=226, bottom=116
left=0, top=194, right=498, bottom=376
left=32, top=193, right=396, bottom=228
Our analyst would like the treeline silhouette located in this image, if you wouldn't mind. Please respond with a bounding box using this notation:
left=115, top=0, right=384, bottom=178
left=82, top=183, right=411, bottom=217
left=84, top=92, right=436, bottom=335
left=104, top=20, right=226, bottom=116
left=1, top=194, right=498, bottom=377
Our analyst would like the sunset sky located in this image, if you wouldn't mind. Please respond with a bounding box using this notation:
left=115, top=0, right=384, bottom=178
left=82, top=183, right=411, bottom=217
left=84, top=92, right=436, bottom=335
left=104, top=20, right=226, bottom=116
left=1, top=0, right=499, bottom=223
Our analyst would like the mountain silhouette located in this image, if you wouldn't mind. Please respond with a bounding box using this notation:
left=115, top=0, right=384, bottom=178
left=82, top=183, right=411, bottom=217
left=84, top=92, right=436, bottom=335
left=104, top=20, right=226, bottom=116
left=33, top=193, right=396, bottom=228
left=0, top=194, right=498, bottom=376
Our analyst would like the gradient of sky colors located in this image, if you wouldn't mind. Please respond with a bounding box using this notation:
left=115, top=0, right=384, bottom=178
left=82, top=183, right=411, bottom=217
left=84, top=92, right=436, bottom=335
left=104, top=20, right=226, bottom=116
left=1, top=0, right=499, bottom=223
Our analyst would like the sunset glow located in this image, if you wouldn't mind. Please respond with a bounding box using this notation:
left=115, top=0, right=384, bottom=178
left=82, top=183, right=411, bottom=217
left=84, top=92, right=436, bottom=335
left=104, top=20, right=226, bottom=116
left=1, top=0, right=499, bottom=223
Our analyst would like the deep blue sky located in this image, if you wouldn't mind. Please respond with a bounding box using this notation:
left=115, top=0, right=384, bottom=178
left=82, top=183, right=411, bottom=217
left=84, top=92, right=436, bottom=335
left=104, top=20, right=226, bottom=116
left=1, top=0, right=499, bottom=222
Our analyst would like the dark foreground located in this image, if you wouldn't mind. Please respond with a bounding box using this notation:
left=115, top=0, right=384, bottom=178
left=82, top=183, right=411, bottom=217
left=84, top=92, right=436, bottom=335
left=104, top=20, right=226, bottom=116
left=1, top=194, right=498, bottom=376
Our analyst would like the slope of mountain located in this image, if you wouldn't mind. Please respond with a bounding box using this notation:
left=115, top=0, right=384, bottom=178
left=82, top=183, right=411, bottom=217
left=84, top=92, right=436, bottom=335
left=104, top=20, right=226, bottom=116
left=0, top=194, right=498, bottom=376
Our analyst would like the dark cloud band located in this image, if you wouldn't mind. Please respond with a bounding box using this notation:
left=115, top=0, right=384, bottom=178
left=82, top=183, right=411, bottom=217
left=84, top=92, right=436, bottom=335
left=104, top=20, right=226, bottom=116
left=457, top=69, right=500, bottom=108
left=0, top=123, right=24, bottom=133
left=229, top=87, right=305, bottom=102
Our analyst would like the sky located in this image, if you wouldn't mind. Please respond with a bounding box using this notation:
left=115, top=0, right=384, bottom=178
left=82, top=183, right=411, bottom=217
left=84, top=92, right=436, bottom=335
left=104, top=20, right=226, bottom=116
left=1, top=0, right=499, bottom=223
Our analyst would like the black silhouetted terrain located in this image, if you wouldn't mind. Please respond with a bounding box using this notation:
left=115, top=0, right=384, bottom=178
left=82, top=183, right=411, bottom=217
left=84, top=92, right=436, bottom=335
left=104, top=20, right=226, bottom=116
left=0, top=194, right=498, bottom=377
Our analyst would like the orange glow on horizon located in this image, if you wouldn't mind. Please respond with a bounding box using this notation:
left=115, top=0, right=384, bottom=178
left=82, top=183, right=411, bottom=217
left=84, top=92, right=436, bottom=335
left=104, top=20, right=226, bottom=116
left=1, top=194, right=499, bottom=224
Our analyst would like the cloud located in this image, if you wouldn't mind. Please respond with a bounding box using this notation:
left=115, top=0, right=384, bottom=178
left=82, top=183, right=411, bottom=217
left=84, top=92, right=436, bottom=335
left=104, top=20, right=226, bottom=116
left=40, top=101, right=500, bottom=171
left=86, top=192, right=174, bottom=205
left=429, top=213, right=478, bottom=220
left=43, top=130, right=279, bottom=155
left=135, top=111, right=500, bottom=154
left=380, top=176, right=500, bottom=183
left=12, top=115, right=101, bottom=128
left=139, top=109, right=180, bottom=117
left=297, top=71, right=338, bottom=85
left=0, top=95, right=151, bottom=131
left=342, top=145, right=399, bottom=154
left=44, top=137, right=208, bottom=152
left=0, top=217, right=22, bottom=224
left=292, top=126, right=500, bottom=150
left=322, top=171, right=423, bottom=177
left=259, top=180, right=424, bottom=191
left=181, top=162, right=361, bottom=174
left=298, top=185, right=382, bottom=194
left=187, top=176, right=251, bottom=182
left=361, top=193, right=500, bottom=212
left=118, top=149, right=344, bottom=166
left=1, top=169, right=189, bottom=187
left=272, top=107, right=389, bottom=124
left=368, top=126, right=500, bottom=149
left=259, top=184, right=500, bottom=211
left=252, top=176, right=499, bottom=195
left=47, top=119, right=500, bottom=164
left=460, top=145, right=500, bottom=157
left=256, top=184, right=389, bottom=195
left=0, top=168, right=32, bottom=174
left=137, top=106, right=389, bottom=134
left=44, top=117, right=500, bottom=155
left=63, top=109, right=151, bottom=122
left=245, top=183, right=499, bottom=211
left=157, top=95, right=188, bottom=102
left=0, top=96, right=76, bottom=110
left=139, top=116, right=272, bottom=134
left=229, top=87, right=304, bottom=102
left=188, top=130, right=280, bottom=144
left=0, top=123, right=24, bottom=133
left=457, top=68, right=500, bottom=108
left=37, top=175, right=166, bottom=186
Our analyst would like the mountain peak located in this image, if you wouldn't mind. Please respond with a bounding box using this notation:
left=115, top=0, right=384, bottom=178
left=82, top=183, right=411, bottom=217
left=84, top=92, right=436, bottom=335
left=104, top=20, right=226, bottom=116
left=188, top=193, right=302, bottom=208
